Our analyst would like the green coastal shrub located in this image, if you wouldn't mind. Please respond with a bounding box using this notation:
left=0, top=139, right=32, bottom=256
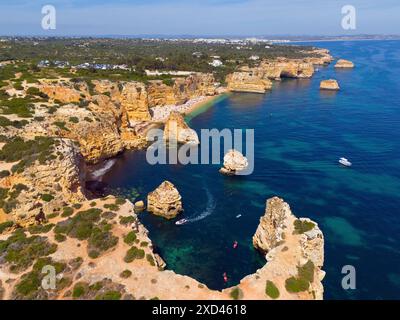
left=285, top=277, right=309, bottom=293
left=265, top=280, right=280, bottom=299
left=72, top=283, right=87, bottom=299
left=26, top=87, right=41, bottom=96
left=0, top=97, right=35, bottom=117
left=146, top=254, right=155, bottom=266
left=104, top=203, right=119, bottom=211
left=41, top=194, right=54, bottom=202
left=120, top=269, right=132, bottom=278
left=61, top=206, right=74, bottom=217
left=28, top=223, right=54, bottom=235
left=285, top=260, right=315, bottom=293
left=88, top=225, right=118, bottom=257
left=123, top=231, right=137, bottom=245
left=69, top=116, right=79, bottom=124
left=0, top=136, right=55, bottom=173
left=0, top=221, right=14, bottom=234
left=72, top=203, right=82, bottom=209
left=95, top=291, right=121, bottom=300
left=0, top=230, right=57, bottom=273
left=119, top=216, right=136, bottom=226
left=14, top=257, right=67, bottom=299
left=230, top=287, right=243, bottom=300
left=0, top=170, right=11, bottom=179
left=293, top=219, right=315, bottom=235
left=53, top=121, right=70, bottom=131
left=115, top=197, right=127, bottom=206
left=54, top=233, right=66, bottom=242
left=124, top=246, right=145, bottom=263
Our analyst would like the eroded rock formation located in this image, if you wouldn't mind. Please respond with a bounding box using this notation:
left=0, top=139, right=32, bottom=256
left=259, top=59, right=315, bottom=80
left=220, top=150, right=249, bottom=175
left=320, top=79, right=340, bottom=91
left=147, top=181, right=183, bottom=219
left=226, top=71, right=272, bottom=93
left=335, top=59, right=355, bottom=68
left=163, top=112, right=199, bottom=145
left=251, top=197, right=325, bottom=299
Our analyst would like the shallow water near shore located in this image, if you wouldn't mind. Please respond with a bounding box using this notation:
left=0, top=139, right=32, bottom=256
left=102, top=40, right=400, bottom=299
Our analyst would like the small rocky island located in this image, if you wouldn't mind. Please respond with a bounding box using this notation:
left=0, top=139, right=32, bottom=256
left=147, top=181, right=183, bottom=219
left=320, top=79, right=340, bottom=91
left=335, top=59, right=355, bottom=68
left=220, top=149, right=249, bottom=175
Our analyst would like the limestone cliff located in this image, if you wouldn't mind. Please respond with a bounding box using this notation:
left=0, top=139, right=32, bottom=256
left=0, top=196, right=324, bottom=300
left=250, top=197, right=324, bottom=299
left=0, top=138, right=86, bottom=227
left=226, top=71, right=272, bottom=93
left=119, top=82, right=152, bottom=123
left=147, top=81, right=178, bottom=107
left=163, top=112, right=199, bottom=145
left=258, top=59, right=315, bottom=80
left=47, top=97, right=124, bottom=164
left=39, top=81, right=89, bottom=103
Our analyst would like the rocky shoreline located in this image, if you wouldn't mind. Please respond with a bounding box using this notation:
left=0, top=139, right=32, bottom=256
left=0, top=47, right=343, bottom=300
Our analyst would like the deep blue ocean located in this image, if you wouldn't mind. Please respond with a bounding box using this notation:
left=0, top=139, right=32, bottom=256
left=102, top=40, right=400, bottom=299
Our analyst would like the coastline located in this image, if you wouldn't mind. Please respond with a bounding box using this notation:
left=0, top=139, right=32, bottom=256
left=184, top=93, right=229, bottom=122
left=150, top=93, right=228, bottom=123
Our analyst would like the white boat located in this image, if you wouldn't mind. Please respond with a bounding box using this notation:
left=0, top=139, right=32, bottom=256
left=175, top=219, right=188, bottom=226
left=339, top=157, right=352, bottom=167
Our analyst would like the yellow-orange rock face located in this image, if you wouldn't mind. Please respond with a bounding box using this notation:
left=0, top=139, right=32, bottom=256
left=320, top=79, right=340, bottom=91
left=226, top=71, right=272, bottom=93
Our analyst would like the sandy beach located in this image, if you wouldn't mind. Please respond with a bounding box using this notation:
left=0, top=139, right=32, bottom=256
left=150, top=94, right=224, bottom=123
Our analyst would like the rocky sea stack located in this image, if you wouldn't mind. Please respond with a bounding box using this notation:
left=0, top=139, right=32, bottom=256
left=147, top=181, right=183, bottom=219
left=219, top=149, right=249, bottom=175
left=320, top=79, right=340, bottom=91
left=335, top=59, right=355, bottom=68
left=163, top=112, right=199, bottom=145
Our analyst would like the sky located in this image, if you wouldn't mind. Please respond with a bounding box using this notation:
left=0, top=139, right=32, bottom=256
left=0, top=0, right=399, bottom=36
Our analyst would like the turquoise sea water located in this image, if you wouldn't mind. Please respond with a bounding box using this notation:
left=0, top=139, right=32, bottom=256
left=101, top=40, right=400, bottom=299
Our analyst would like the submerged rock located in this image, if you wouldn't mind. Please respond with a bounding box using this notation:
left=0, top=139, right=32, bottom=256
left=335, top=59, right=355, bottom=68
left=219, top=150, right=249, bottom=175
left=320, top=79, right=340, bottom=91
left=163, top=111, right=199, bottom=145
left=147, top=181, right=183, bottom=219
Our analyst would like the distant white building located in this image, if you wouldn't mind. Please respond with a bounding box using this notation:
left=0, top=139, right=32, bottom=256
left=209, top=59, right=223, bottom=67
left=145, top=70, right=194, bottom=76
